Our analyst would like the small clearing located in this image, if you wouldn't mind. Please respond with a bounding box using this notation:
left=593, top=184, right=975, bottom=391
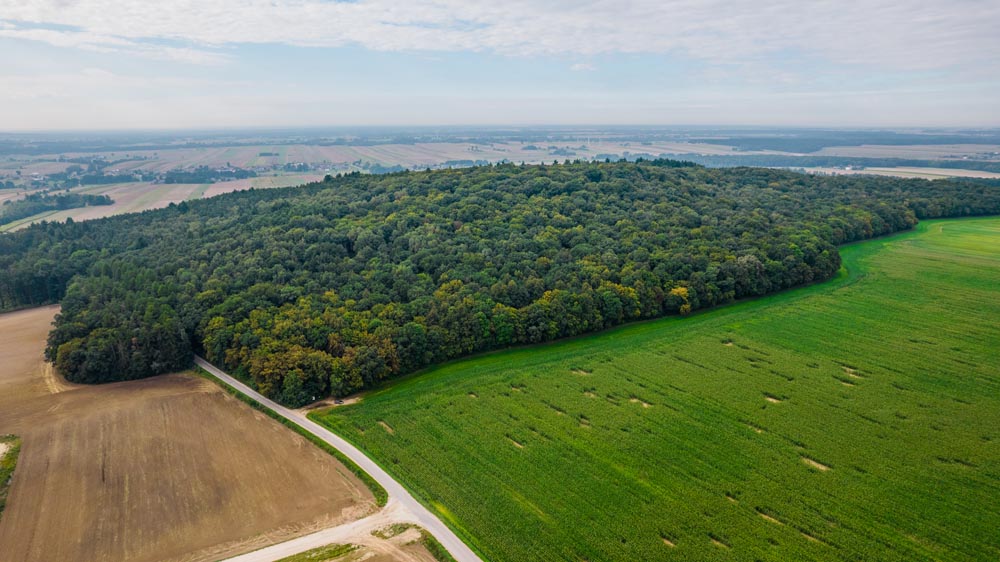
left=842, top=366, right=864, bottom=379
left=507, top=437, right=525, bottom=449
left=764, top=394, right=782, bottom=403
left=378, top=421, right=395, bottom=435
left=661, top=537, right=676, bottom=547
left=758, top=512, right=784, bottom=525
left=629, top=398, right=652, bottom=408
left=802, top=457, right=831, bottom=471
left=299, top=396, right=362, bottom=413
left=570, top=369, right=592, bottom=376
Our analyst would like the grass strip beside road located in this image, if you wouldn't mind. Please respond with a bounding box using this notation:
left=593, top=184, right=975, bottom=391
left=0, top=434, right=22, bottom=518
left=418, top=529, right=459, bottom=562
left=273, top=543, right=358, bottom=562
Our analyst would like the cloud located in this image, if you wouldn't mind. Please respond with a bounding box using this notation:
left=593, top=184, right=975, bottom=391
left=0, top=20, right=230, bottom=64
left=0, top=1, right=997, bottom=71
left=571, top=62, right=596, bottom=72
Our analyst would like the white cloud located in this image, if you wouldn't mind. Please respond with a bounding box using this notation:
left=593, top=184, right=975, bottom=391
left=0, top=20, right=230, bottom=64
left=0, top=1, right=997, bottom=71
left=571, top=62, right=596, bottom=72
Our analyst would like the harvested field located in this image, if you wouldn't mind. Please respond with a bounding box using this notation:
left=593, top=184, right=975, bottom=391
left=0, top=307, right=376, bottom=562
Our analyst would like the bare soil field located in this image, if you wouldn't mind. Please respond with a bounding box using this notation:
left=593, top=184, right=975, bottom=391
left=0, top=190, right=30, bottom=205
left=0, top=307, right=377, bottom=562
left=0, top=160, right=76, bottom=178
left=200, top=174, right=323, bottom=198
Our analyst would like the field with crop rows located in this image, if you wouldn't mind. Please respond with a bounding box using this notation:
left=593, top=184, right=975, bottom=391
left=315, top=217, right=1000, bottom=561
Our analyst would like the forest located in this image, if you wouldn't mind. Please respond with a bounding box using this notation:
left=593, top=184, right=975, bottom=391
left=0, top=160, right=998, bottom=405
left=0, top=193, right=113, bottom=227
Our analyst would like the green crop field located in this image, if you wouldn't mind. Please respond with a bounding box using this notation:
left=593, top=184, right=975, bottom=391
left=314, top=217, right=1000, bottom=561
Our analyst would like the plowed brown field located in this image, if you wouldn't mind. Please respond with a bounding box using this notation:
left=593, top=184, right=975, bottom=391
left=0, top=306, right=376, bottom=562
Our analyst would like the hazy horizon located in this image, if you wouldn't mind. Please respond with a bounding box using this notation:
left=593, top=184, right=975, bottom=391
left=3, top=1, right=999, bottom=130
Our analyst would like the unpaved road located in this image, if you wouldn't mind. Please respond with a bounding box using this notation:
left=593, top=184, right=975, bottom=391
left=195, top=357, right=483, bottom=562
left=225, top=499, right=425, bottom=562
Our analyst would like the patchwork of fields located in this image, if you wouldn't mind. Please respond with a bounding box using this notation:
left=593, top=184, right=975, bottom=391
left=315, top=217, right=1000, bottom=561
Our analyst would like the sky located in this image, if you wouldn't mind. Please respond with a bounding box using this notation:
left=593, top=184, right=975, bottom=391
left=1, top=0, right=999, bottom=130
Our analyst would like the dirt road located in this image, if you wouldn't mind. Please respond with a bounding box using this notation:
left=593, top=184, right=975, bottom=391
left=195, top=357, right=483, bottom=562
left=225, top=499, right=425, bottom=562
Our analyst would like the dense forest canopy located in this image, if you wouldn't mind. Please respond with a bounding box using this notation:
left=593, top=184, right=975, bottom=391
left=1, top=160, right=998, bottom=406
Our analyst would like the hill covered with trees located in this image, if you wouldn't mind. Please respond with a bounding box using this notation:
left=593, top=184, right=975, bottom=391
left=1, top=160, right=998, bottom=405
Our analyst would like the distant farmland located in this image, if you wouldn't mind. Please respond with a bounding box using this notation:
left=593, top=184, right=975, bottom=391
left=798, top=166, right=1000, bottom=180
left=315, top=217, right=1000, bottom=561
left=0, top=173, right=321, bottom=232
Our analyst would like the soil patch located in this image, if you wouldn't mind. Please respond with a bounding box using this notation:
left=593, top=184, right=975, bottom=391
left=802, top=457, right=831, bottom=471
left=758, top=512, right=784, bottom=525
left=629, top=398, right=652, bottom=408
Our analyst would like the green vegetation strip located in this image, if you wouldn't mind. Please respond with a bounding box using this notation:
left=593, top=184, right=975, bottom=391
left=418, top=529, right=459, bottom=562
left=193, top=367, right=388, bottom=506
left=314, top=218, right=1000, bottom=561
left=0, top=434, right=22, bottom=518
left=273, top=543, right=357, bottom=562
